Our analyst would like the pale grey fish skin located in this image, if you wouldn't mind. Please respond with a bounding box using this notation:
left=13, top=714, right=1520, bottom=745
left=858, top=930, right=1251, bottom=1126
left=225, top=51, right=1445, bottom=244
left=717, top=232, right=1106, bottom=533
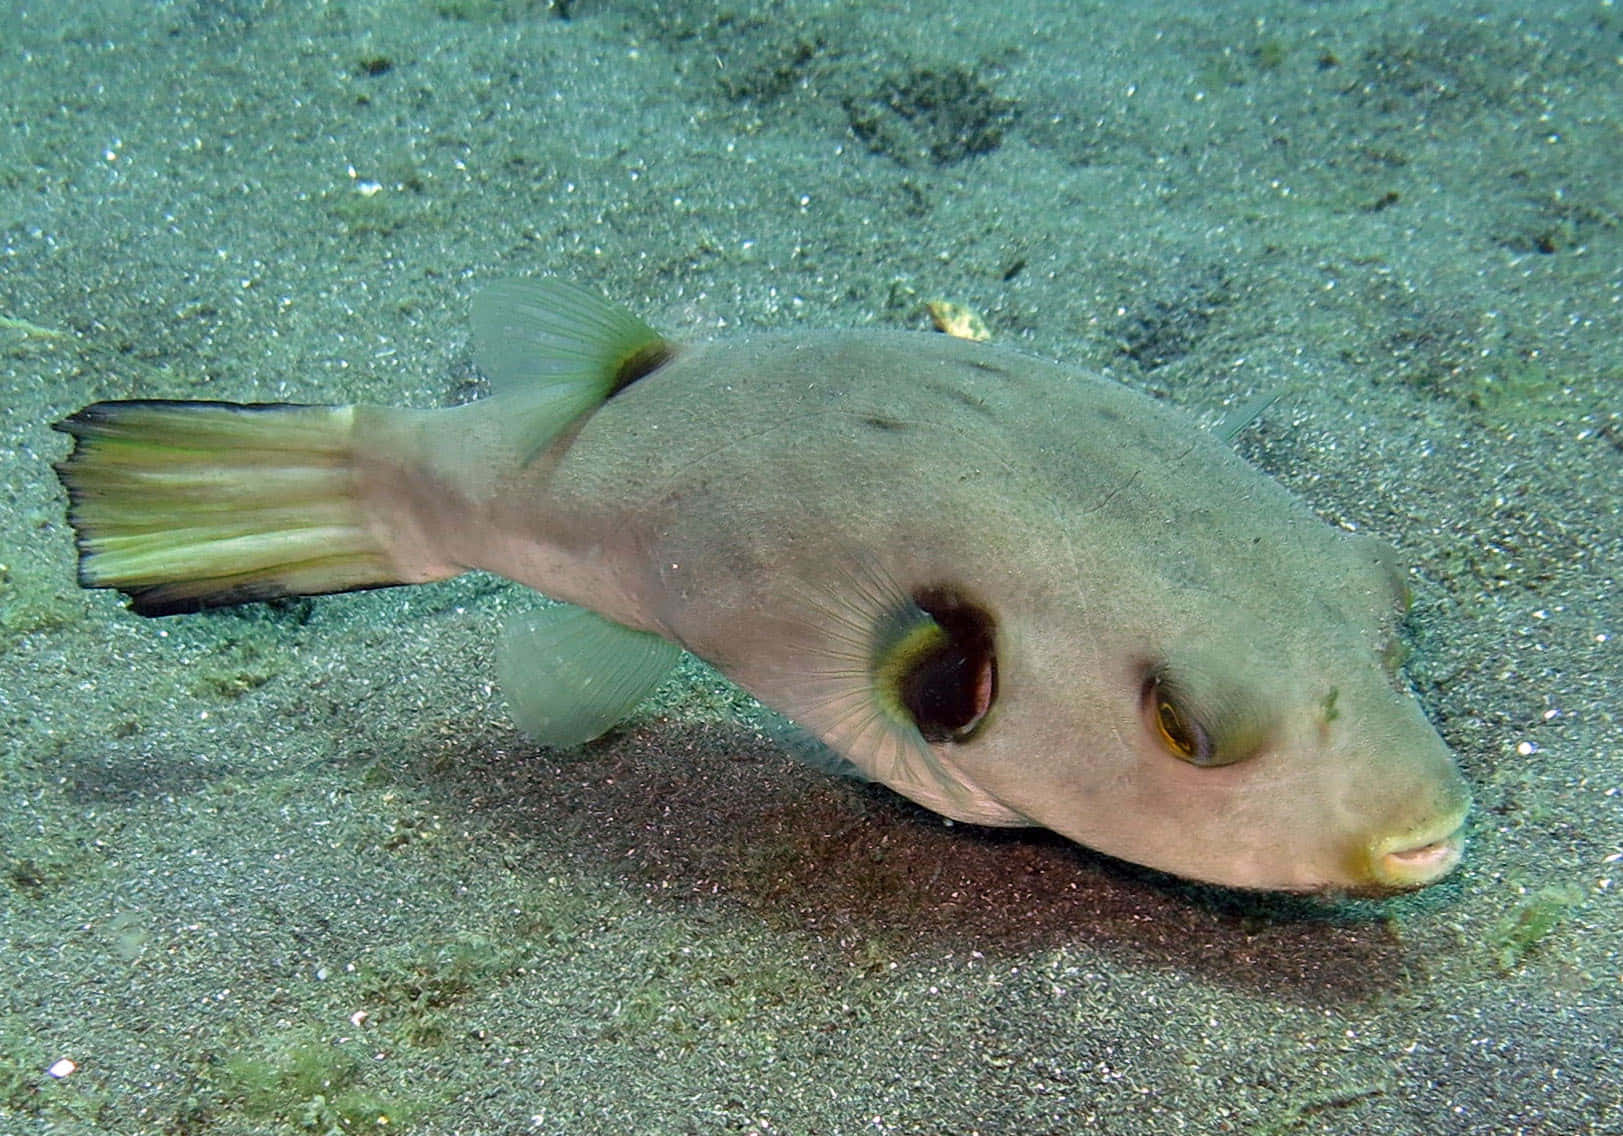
left=353, top=329, right=1472, bottom=893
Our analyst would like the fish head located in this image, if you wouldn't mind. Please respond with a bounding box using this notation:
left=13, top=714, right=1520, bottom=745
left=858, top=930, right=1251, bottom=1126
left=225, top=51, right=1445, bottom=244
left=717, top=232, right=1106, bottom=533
left=912, top=528, right=1472, bottom=894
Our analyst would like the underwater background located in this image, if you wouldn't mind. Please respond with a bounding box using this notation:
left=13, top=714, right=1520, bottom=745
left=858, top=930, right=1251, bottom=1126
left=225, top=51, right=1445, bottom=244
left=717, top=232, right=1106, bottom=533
left=2, top=0, right=1618, bottom=1132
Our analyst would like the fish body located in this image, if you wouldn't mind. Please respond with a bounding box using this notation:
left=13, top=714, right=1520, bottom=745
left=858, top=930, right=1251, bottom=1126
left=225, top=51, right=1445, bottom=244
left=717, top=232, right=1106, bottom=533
left=55, top=280, right=1471, bottom=893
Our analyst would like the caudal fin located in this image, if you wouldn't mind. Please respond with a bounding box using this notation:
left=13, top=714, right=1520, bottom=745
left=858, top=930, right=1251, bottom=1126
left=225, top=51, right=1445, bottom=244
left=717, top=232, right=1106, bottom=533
left=54, top=400, right=417, bottom=616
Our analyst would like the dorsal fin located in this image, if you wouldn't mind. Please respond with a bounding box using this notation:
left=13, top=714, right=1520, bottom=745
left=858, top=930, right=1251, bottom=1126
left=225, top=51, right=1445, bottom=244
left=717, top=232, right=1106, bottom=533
left=470, top=279, right=677, bottom=464
left=471, top=278, right=673, bottom=397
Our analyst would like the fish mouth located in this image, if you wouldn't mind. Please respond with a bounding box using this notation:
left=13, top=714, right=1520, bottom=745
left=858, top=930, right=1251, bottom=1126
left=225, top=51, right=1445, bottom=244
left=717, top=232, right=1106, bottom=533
left=1367, top=813, right=1469, bottom=890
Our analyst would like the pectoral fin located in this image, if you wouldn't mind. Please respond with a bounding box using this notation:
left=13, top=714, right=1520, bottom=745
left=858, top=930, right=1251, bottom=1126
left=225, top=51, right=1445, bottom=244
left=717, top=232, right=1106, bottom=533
left=498, top=603, right=682, bottom=747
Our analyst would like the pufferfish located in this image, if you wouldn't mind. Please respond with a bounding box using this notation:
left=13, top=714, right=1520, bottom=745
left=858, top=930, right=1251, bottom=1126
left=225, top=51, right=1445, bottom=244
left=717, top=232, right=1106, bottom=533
left=53, top=278, right=1471, bottom=893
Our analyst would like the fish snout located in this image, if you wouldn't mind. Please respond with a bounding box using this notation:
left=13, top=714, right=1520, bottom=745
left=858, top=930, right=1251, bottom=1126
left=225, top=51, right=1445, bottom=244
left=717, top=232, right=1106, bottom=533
left=1366, top=811, right=1469, bottom=889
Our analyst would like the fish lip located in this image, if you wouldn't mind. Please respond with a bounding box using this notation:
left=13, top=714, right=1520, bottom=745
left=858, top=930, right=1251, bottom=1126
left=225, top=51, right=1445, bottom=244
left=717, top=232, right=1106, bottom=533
left=1367, top=812, right=1469, bottom=890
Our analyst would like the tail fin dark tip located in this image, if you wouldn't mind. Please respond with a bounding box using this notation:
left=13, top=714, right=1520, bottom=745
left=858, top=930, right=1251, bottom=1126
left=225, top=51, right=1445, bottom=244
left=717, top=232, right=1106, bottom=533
left=55, top=398, right=309, bottom=431
left=121, top=578, right=394, bottom=618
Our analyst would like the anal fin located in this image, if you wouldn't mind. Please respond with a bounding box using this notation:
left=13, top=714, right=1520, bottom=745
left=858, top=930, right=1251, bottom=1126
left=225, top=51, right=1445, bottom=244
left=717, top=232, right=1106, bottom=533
left=498, top=603, right=682, bottom=748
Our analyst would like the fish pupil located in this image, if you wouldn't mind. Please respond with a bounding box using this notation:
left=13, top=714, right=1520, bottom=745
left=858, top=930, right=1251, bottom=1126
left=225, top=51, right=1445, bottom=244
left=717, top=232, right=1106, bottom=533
left=1145, top=673, right=1218, bottom=765
left=1157, top=697, right=1197, bottom=758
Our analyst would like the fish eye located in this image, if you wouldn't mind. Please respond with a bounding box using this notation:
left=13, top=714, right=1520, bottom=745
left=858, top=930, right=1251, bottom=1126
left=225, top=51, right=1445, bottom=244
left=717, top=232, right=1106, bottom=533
left=1144, top=671, right=1224, bottom=767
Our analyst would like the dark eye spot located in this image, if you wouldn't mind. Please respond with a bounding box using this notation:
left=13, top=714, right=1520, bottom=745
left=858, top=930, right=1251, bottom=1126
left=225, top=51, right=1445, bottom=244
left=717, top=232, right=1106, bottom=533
left=900, top=587, right=997, bottom=743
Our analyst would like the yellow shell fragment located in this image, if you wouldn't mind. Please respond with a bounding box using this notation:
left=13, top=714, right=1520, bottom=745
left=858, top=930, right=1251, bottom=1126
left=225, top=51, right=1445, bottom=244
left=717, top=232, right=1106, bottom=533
left=925, top=300, right=990, bottom=342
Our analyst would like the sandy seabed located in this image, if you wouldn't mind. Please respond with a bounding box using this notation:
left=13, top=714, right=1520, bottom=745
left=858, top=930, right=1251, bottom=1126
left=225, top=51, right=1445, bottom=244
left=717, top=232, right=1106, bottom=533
left=2, top=1, right=1619, bottom=1133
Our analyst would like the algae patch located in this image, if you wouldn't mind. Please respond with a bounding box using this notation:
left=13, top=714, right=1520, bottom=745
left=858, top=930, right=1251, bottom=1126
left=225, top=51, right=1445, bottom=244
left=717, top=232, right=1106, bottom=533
left=187, top=635, right=286, bottom=700
left=1489, top=882, right=1586, bottom=973
left=355, top=933, right=520, bottom=1047
left=214, top=1025, right=412, bottom=1133
left=0, top=313, right=67, bottom=353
